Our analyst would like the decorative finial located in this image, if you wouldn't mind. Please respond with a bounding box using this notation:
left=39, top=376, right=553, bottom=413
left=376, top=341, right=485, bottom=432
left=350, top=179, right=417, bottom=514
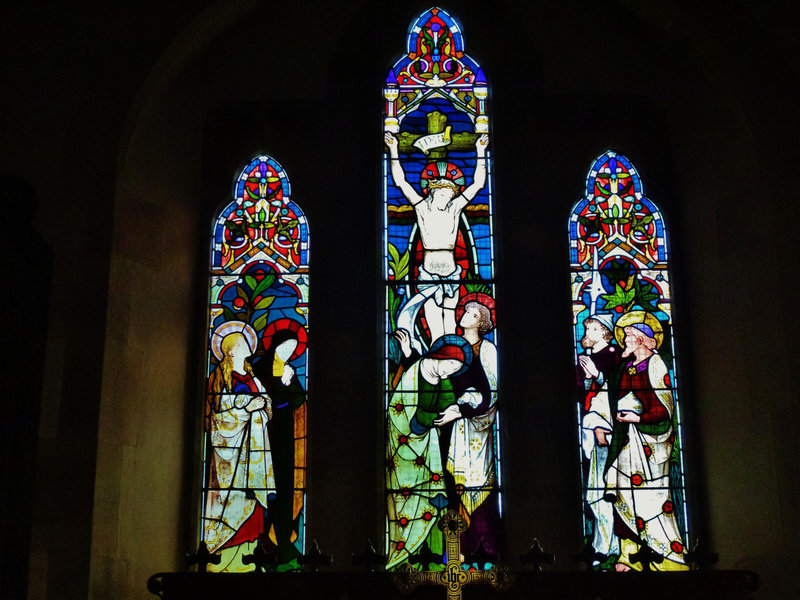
left=520, top=538, right=555, bottom=572
left=465, top=539, right=496, bottom=570
left=298, top=540, right=333, bottom=572
left=685, top=539, right=719, bottom=571
left=242, top=544, right=278, bottom=572
left=407, top=541, right=443, bottom=571
left=573, top=541, right=607, bottom=571
left=352, top=539, right=387, bottom=572
left=186, top=542, right=221, bottom=573
left=630, top=542, right=665, bottom=571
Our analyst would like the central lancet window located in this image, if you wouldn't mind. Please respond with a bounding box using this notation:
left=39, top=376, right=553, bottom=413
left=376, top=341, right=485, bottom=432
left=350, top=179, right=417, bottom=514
left=570, top=151, right=690, bottom=571
left=202, top=155, right=309, bottom=572
left=382, top=7, right=502, bottom=570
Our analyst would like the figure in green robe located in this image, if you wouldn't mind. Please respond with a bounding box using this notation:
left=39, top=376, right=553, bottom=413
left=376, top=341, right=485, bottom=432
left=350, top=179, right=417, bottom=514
left=386, top=334, right=473, bottom=569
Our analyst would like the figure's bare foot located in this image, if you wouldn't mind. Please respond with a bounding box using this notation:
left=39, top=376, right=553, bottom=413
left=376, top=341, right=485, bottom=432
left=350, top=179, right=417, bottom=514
left=615, top=563, right=632, bottom=572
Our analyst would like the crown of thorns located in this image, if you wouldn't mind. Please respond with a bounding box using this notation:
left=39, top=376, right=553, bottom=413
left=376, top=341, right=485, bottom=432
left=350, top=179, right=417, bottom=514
left=420, top=161, right=466, bottom=195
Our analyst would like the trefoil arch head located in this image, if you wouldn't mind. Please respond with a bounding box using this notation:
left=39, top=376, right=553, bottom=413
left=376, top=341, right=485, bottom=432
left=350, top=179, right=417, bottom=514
left=212, top=154, right=309, bottom=274
left=203, top=152, right=311, bottom=571
left=384, top=7, right=488, bottom=134
left=568, top=150, right=690, bottom=572
left=570, top=151, right=667, bottom=270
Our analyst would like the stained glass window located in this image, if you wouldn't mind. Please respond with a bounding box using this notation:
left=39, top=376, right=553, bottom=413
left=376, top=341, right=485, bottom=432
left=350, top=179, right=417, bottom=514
left=202, top=155, right=309, bottom=572
left=570, top=151, right=689, bottom=571
left=382, top=7, right=501, bottom=570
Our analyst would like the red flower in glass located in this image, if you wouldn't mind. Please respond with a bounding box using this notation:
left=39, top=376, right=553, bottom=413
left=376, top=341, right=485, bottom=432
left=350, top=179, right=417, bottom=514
left=663, top=500, right=674, bottom=514
left=631, top=473, right=644, bottom=486
left=671, top=541, right=684, bottom=554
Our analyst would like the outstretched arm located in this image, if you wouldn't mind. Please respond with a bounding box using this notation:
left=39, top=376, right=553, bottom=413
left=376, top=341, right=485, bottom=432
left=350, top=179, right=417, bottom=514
left=461, top=134, right=489, bottom=203
left=385, top=132, right=423, bottom=206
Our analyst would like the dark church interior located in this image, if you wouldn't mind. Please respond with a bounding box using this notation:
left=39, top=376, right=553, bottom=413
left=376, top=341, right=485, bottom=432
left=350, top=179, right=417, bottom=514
left=3, top=1, right=798, bottom=598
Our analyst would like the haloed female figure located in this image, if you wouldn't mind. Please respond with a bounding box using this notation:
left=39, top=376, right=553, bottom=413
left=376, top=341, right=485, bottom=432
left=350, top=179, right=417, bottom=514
left=253, top=326, right=307, bottom=566
left=386, top=334, right=471, bottom=568
left=203, top=322, right=274, bottom=562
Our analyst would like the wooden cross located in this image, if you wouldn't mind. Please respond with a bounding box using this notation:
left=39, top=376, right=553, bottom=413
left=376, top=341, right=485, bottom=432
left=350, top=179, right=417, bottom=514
left=392, top=112, right=480, bottom=160
left=392, top=509, right=513, bottom=599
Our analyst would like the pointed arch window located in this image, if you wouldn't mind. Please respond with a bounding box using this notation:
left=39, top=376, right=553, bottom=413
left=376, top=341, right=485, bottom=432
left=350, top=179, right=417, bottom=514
left=382, top=7, right=502, bottom=570
left=201, top=155, right=309, bottom=572
left=570, top=151, right=689, bottom=571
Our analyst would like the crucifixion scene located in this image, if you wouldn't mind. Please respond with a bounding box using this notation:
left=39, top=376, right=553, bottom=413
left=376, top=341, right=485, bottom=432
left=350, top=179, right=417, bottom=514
left=382, top=7, right=502, bottom=576
left=6, top=0, right=793, bottom=598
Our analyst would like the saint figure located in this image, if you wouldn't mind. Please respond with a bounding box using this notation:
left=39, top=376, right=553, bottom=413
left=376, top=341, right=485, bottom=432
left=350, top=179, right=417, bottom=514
left=577, top=313, right=621, bottom=561
left=603, top=311, right=687, bottom=571
left=446, top=293, right=500, bottom=557
left=252, top=324, right=307, bottom=567
left=386, top=335, right=473, bottom=568
left=203, top=321, right=274, bottom=557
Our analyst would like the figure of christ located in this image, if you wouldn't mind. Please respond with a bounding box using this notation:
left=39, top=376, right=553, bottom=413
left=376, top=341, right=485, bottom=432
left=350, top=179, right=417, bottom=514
left=203, top=322, right=274, bottom=567
left=603, top=317, right=687, bottom=571
left=385, top=131, right=489, bottom=342
left=386, top=334, right=474, bottom=568
left=576, top=314, right=622, bottom=562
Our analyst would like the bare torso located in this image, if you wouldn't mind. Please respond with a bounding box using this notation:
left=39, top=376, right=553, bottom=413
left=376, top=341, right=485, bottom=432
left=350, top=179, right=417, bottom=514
left=415, top=195, right=463, bottom=275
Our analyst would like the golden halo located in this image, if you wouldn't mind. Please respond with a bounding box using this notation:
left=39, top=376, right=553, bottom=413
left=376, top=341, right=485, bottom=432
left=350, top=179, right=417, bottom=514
left=613, top=310, right=664, bottom=350
left=211, top=321, right=258, bottom=362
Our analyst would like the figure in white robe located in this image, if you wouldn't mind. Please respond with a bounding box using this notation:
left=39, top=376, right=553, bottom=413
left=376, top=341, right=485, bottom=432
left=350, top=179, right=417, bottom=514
left=604, top=315, right=687, bottom=571
left=578, top=314, right=621, bottom=560
left=203, top=322, right=274, bottom=556
left=438, top=293, right=501, bottom=556
left=447, top=338, right=497, bottom=516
